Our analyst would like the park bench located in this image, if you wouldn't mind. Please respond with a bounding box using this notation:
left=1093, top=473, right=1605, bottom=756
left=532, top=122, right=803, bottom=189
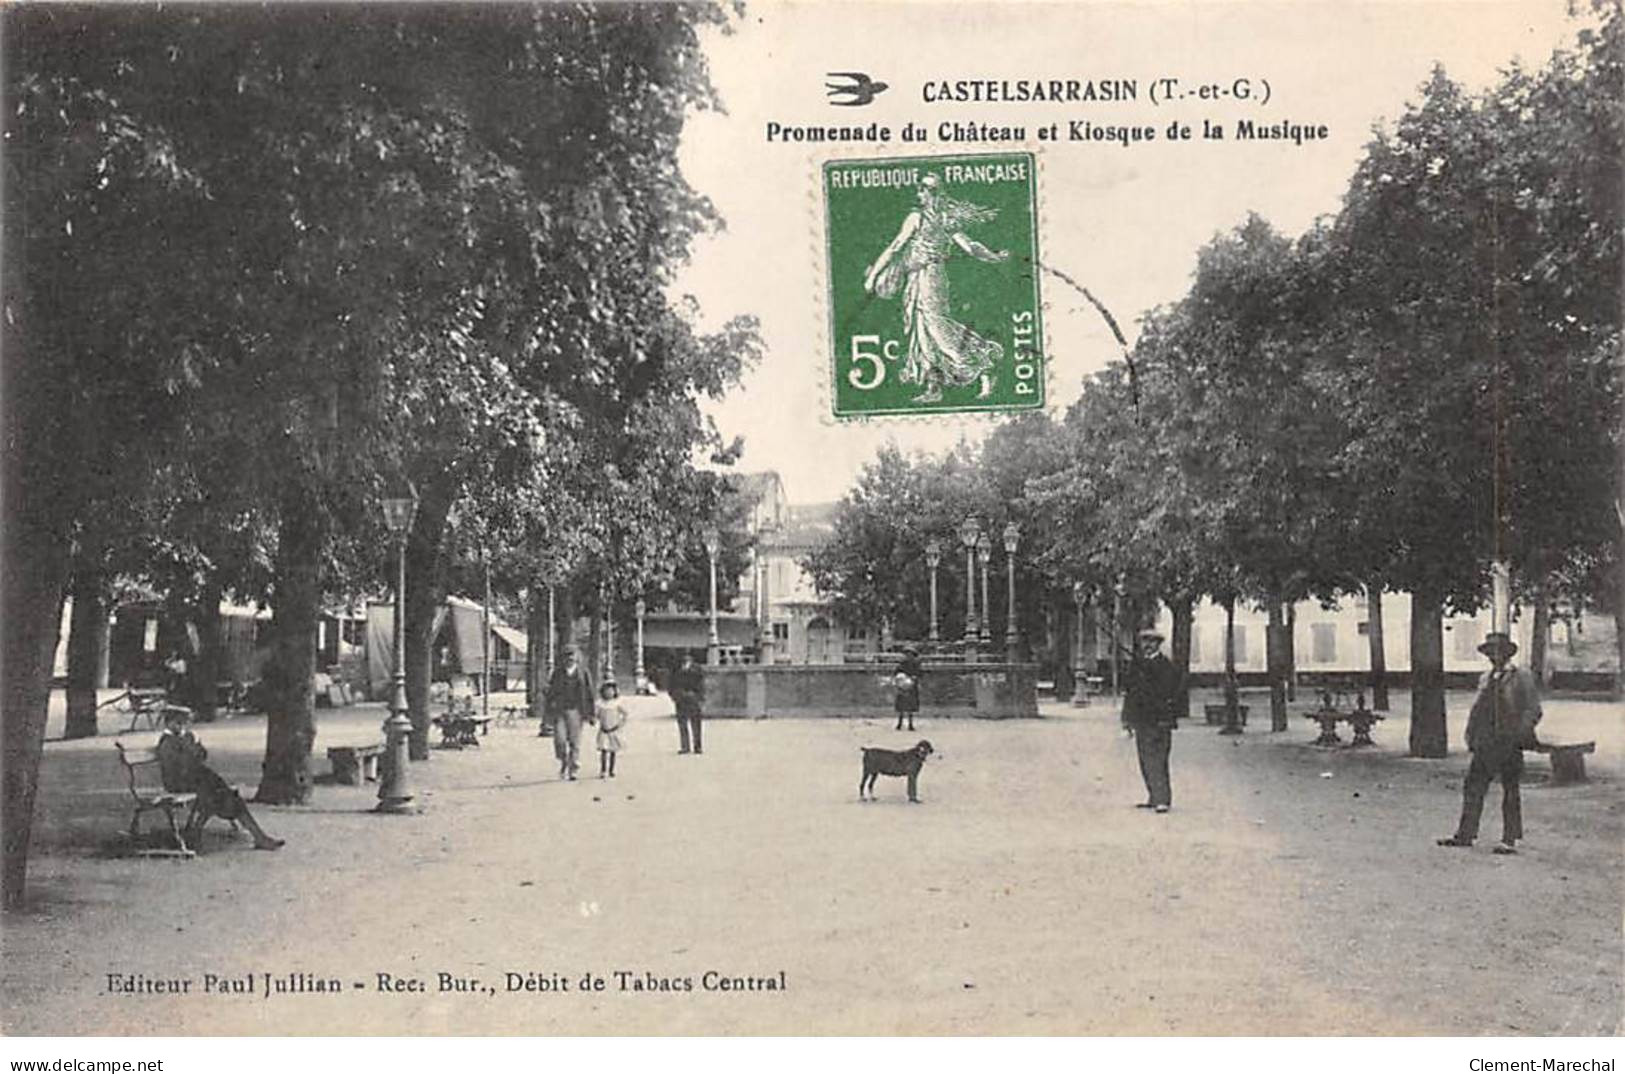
left=493, top=705, right=528, bottom=730
left=326, top=742, right=386, bottom=785
left=1536, top=740, right=1597, bottom=786
left=114, top=742, right=197, bottom=858
left=99, top=687, right=178, bottom=733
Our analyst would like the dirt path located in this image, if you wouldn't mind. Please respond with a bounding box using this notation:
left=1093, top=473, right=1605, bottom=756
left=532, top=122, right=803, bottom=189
left=3, top=691, right=1619, bottom=1035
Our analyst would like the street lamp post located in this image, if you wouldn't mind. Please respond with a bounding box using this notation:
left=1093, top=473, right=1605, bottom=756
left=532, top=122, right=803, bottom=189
left=702, top=525, right=721, bottom=666
left=1072, top=581, right=1090, bottom=707
left=604, top=591, right=614, bottom=685
left=634, top=597, right=648, bottom=694
left=545, top=582, right=556, bottom=684
left=1002, top=522, right=1020, bottom=665
left=959, top=516, right=980, bottom=660
left=977, top=532, right=992, bottom=648
left=377, top=488, right=419, bottom=814
left=757, top=542, right=776, bottom=667
left=924, top=539, right=942, bottom=646
left=481, top=543, right=491, bottom=721
left=1110, top=580, right=1124, bottom=696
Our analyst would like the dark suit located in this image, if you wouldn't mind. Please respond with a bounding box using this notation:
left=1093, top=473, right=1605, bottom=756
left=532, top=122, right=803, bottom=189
left=671, top=662, right=705, bottom=753
left=894, top=654, right=922, bottom=730
left=1453, top=664, right=1543, bottom=843
left=1122, top=653, right=1180, bottom=808
left=546, top=663, right=595, bottom=773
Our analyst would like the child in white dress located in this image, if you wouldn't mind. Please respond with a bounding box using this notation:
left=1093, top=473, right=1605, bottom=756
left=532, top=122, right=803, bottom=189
left=595, top=680, right=628, bottom=778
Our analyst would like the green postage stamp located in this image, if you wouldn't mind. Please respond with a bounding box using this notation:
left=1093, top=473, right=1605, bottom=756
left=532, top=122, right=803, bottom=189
left=824, top=152, right=1044, bottom=418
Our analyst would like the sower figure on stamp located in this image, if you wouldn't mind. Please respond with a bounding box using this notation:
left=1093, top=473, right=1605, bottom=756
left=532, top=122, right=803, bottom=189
left=546, top=647, right=595, bottom=781
left=671, top=650, right=705, bottom=755
left=1122, top=629, right=1180, bottom=813
left=1438, top=632, right=1543, bottom=855
left=156, top=708, right=284, bottom=850
left=862, top=173, right=1010, bottom=403
left=894, top=645, right=923, bottom=732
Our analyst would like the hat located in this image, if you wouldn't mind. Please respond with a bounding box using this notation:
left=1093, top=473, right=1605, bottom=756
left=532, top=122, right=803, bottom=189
left=1136, top=629, right=1165, bottom=644
left=1477, top=632, right=1518, bottom=658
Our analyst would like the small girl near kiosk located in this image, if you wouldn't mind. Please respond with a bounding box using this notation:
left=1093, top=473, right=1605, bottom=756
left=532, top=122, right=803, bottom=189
left=595, top=680, right=629, bottom=778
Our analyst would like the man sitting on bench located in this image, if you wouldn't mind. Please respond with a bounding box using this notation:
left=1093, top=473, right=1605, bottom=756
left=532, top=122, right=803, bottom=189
left=156, top=708, right=285, bottom=851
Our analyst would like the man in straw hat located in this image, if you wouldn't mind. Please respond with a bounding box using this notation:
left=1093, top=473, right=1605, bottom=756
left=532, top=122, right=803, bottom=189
left=1122, top=628, right=1181, bottom=813
left=1437, top=631, right=1543, bottom=855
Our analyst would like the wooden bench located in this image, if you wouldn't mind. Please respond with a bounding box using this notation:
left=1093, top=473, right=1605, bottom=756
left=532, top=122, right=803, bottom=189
left=115, top=742, right=197, bottom=858
left=326, top=742, right=386, bottom=786
left=1538, top=741, right=1597, bottom=786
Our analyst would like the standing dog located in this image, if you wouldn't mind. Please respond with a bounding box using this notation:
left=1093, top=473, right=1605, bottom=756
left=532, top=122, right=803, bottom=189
left=859, top=740, right=934, bottom=802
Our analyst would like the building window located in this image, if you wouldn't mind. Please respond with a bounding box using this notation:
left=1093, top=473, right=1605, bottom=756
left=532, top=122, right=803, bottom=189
left=1311, top=623, right=1337, bottom=664
left=772, top=622, right=789, bottom=642
left=850, top=627, right=868, bottom=641
left=1356, top=621, right=1370, bottom=637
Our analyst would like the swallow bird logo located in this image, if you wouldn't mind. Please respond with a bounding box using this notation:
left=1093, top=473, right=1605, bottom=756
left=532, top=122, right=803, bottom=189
left=826, top=72, right=889, bottom=107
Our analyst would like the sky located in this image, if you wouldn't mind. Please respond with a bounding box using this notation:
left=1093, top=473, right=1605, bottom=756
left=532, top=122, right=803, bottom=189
left=673, top=0, right=1590, bottom=505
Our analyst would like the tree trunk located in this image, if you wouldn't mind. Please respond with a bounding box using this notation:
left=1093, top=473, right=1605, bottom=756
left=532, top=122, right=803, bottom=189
left=1109, top=588, right=1122, bottom=694
left=2, top=532, right=73, bottom=908
left=65, top=561, right=106, bottom=740
left=555, top=583, right=577, bottom=667
left=1266, top=593, right=1288, bottom=732
left=526, top=589, right=547, bottom=720
left=1528, top=573, right=1550, bottom=685
left=1223, top=596, right=1239, bottom=711
left=255, top=489, right=323, bottom=804
left=1168, top=593, right=1194, bottom=721
left=587, top=578, right=603, bottom=685
left=404, top=478, right=456, bottom=761
left=191, top=573, right=223, bottom=723
left=1614, top=601, right=1625, bottom=702
left=1408, top=583, right=1447, bottom=758
left=1367, top=582, right=1389, bottom=711
left=1284, top=602, right=1298, bottom=703
left=1053, top=596, right=1074, bottom=700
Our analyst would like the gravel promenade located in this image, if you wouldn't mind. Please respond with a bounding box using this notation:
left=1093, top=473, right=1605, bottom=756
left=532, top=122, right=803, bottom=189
left=3, top=687, right=1619, bottom=1035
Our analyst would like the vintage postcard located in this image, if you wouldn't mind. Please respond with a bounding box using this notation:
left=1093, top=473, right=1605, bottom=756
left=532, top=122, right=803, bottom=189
left=2, top=0, right=1619, bottom=1049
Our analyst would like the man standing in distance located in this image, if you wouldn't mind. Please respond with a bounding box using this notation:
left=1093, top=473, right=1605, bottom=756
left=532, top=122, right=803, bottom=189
left=671, top=650, right=706, bottom=755
left=546, top=647, right=595, bottom=780
left=1438, top=631, right=1543, bottom=855
left=1123, top=629, right=1180, bottom=813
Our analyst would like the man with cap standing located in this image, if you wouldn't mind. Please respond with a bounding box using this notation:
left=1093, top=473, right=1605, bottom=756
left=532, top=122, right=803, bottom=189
left=1122, top=629, right=1180, bottom=813
left=1438, top=631, right=1543, bottom=854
